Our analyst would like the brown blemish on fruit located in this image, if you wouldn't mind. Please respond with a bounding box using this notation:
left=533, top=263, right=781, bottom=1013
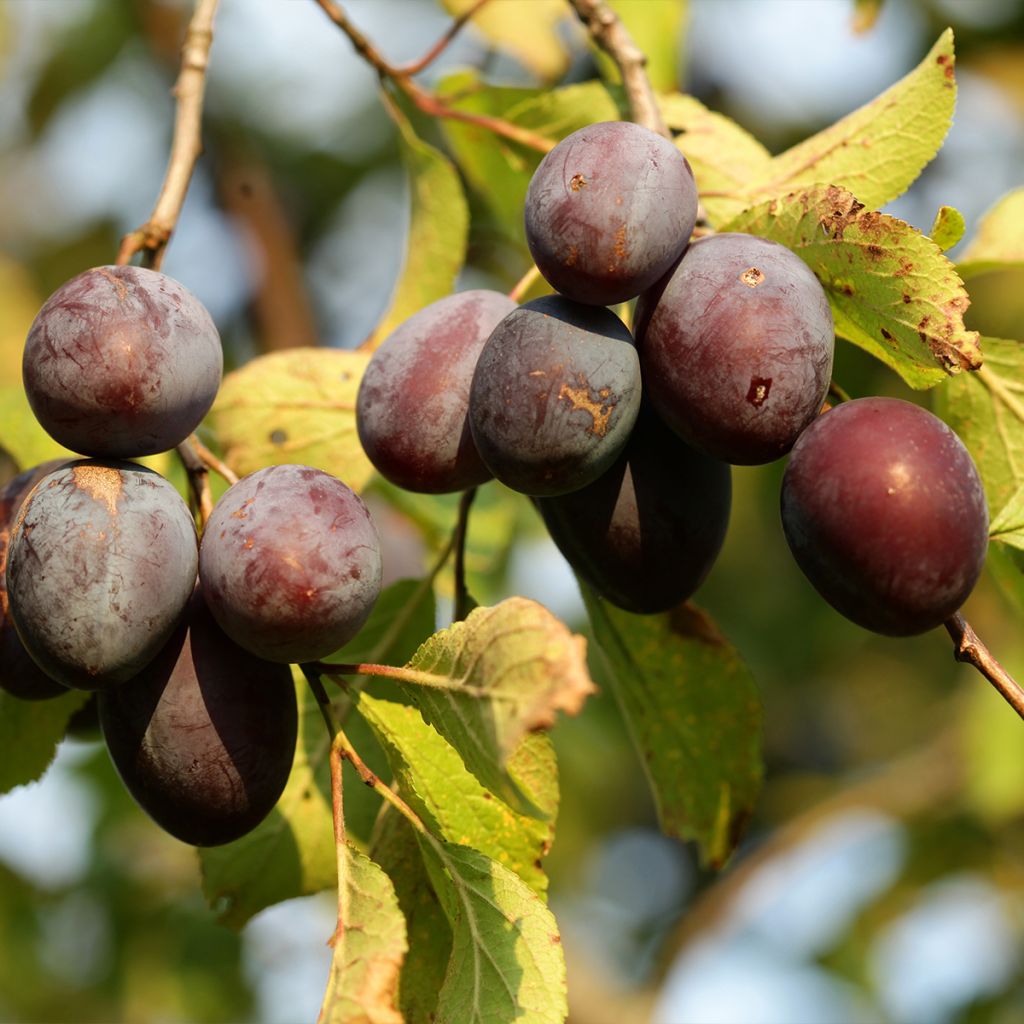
left=231, top=498, right=255, bottom=519
left=740, top=267, right=765, bottom=288
left=746, top=377, right=772, bottom=407
left=564, top=245, right=578, bottom=268
left=72, top=464, right=122, bottom=517
left=611, top=225, right=628, bottom=270
left=558, top=379, right=615, bottom=437
left=96, top=267, right=130, bottom=303
left=570, top=173, right=587, bottom=191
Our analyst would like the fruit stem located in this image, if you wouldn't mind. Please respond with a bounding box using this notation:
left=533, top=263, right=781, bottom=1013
left=116, top=0, right=220, bottom=269
left=509, top=264, right=543, bottom=303
left=302, top=664, right=341, bottom=739
left=945, top=613, right=1024, bottom=722
left=453, top=487, right=477, bottom=622
left=315, top=0, right=555, bottom=154
left=189, top=433, right=239, bottom=485
left=176, top=437, right=215, bottom=528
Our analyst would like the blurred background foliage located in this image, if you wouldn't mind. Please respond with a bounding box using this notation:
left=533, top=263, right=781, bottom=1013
left=1, top=1, right=1024, bottom=1022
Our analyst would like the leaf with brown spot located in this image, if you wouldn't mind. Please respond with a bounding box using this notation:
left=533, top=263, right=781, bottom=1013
left=209, top=347, right=373, bottom=490
left=318, top=842, right=407, bottom=1024
left=581, top=587, right=762, bottom=868
left=725, top=185, right=981, bottom=389
left=389, top=597, right=595, bottom=816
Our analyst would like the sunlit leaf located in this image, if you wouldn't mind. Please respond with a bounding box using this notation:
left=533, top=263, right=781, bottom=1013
left=725, top=185, right=981, bottom=388
left=394, top=597, right=594, bottom=814
left=959, top=187, right=1024, bottom=278
left=209, top=347, right=373, bottom=490
left=930, top=205, right=966, bottom=253
left=318, top=843, right=406, bottom=1024
left=582, top=590, right=762, bottom=868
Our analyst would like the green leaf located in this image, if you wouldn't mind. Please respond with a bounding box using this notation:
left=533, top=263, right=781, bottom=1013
left=724, top=185, right=982, bottom=389
left=355, top=691, right=557, bottom=898
left=395, top=597, right=595, bottom=814
left=659, top=94, right=772, bottom=225
left=318, top=842, right=407, bottom=1024
left=440, top=0, right=571, bottom=81
left=0, top=385, right=75, bottom=472
left=370, top=110, right=469, bottom=345
left=208, top=347, right=373, bottom=490
left=582, top=590, right=762, bottom=868
left=0, top=689, right=88, bottom=794
left=371, top=810, right=451, bottom=1024
left=933, top=337, right=1024, bottom=526
left=930, top=205, right=966, bottom=252
left=420, top=839, right=567, bottom=1024
left=667, top=30, right=958, bottom=225
left=600, top=1, right=687, bottom=92
left=959, top=187, right=1024, bottom=279
left=989, top=483, right=1024, bottom=552
left=199, top=676, right=336, bottom=929
left=962, top=674, right=1024, bottom=824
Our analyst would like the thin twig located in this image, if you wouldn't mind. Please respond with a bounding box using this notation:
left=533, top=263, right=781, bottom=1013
left=302, top=664, right=341, bottom=739
left=117, top=0, right=220, bottom=269
left=944, top=613, right=1024, bottom=722
left=509, top=264, right=542, bottom=303
left=314, top=0, right=554, bottom=154
left=175, top=437, right=214, bottom=527
left=327, top=734, right=347, bottom=944
left=188, top=432, right=239, bottom=485
left=395, top=0, right=491, bottom=76
left=335, top=724, right=428, bottom=834
left=453, top=487, right=476, bottom=622
left=567, top=0, right=667, bottom=138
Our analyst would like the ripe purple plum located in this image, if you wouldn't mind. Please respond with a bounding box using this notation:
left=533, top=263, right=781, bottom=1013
left=638, top=233, right=834, bottom=465
left=6, top=460, right=199, bottom=689
left=780, top=397, right=988, bottom=636
left=23, top=265, right=222, bottom=458
left=356, top=290, right=516, bottom=493
left=469, top=295, right=641, bottom=496
left=537, top=407, right=731, bottom=613
left=100, top=589, right=298, bottom=847
left=199, top=465, right=382, bottom=663
left=524, top=121, right=697, bottom=305
left=0, top=460, right=70, bottom=700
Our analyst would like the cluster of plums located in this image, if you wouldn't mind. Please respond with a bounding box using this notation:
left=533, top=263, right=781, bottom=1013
left=357, top=120, right=989, bottom=633
left=2, top=265, right=382, bottom=846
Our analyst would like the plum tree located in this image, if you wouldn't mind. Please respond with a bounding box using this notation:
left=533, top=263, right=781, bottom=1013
left=0, top=460, right=70, bottom=700
left=6, top=460, right=199, bottom=690
left=780, top=397, right=989, bottom=636
left=356, top=289, right=517, bottom=493
left=199, top=464, right=382, bottom=663
left=524, top=121, right=697, bottom=305
left=23, top=265, right=222, bottom=458
left=99, top=588, right=298, bottom=847
left=536, top=406, right=731, bottom=613
left=468, top=295, right=641, bottom=496
left=638, top=233, right=835, bottom=465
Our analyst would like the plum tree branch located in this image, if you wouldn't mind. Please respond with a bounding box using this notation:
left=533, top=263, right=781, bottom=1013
left=175, top=437, right=215, bottom=527
left=567, top=0, right=667, bottom=138
left=314, top=0, right=555, bottom=154
left=395, top=0, right=491, bottom=76
left=944, top=613, right=1024, bottom=722
left=117, top=0, right=219, bottom=270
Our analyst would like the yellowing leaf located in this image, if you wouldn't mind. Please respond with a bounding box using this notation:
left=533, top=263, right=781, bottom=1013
left=582, top=592, right=762, bottom=868
left=395, top=597, right=595, bottom=815
left=442, top=0, right=571, bottom=81
left=209, top=347, right=373, bottom=490
left=959, top=187, right=1024, bottom=278
left=369, top=102, right=468, bottom=346
left=318, top=843, right=407, bottom=1024
left=0, top=256, right=41, bottom=386
left=930, top=205, right=966, bottom=252
left=665, top=30, right=958, bottom=226
left=725, top=185, right=982, bottom=389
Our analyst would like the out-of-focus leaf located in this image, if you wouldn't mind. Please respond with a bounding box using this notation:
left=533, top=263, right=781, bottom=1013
left=666, top=30, right=957, bottom=226
left=441, top=0, right=571, bottom=81
left=199, top=676, right=335, bottom=929
left=600, top=1, right=686, bottom=92
left=0, top=386, right=75, bottom=472
left=420, top=839, right=567, bottom=1024
left=356, top=691, right=557, bottom=897
left=989, top=484, right=1024, bottom=552
left=370, top=110, right=468, bottom=345
left=852, top=0, right=884, bottom=33
left=371, top=809, right=450, bottom=1024
left=209, top=347, right=373, bottom=490
left=0, top=256, right=41, bottom=385
left=930, top=205, right=966, bottom=252
left=958, top=187, right=1024, bottom=279
left=582, top=590, right=762, bottom=868
left=396, top=597, right=594, bottom=814
left=962, top=676, right=1024, bottom=823
left=318, top=842, right=406, bottom=1024
left=725, top=185, right=981, bottom=389
left=0, top=689, right=88, bottom=794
